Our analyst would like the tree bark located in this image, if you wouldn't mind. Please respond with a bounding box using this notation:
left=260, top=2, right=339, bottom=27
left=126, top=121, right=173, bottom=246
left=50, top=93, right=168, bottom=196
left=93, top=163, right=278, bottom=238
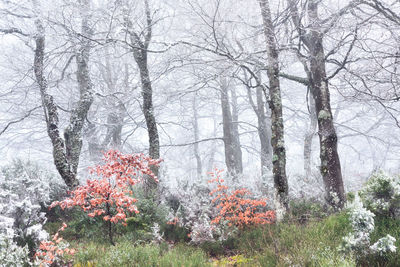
left=192, top=96, right=202, bottom=179
left=258, top=0, right=289, bottom=219
left=33, top=0, right=93, bottom=189
left=64, top=0, right=94, bottom=179
left=245, top=73, right=272, bottom=179
left=230, top=86, right=243, bottom=174
left=220, top=77, right=243, bottom=179
left=307, top=0, right=345, bottom=209
left=304, top=91, right=317, bottom=178
left=126, top=0, right=160, bottom=194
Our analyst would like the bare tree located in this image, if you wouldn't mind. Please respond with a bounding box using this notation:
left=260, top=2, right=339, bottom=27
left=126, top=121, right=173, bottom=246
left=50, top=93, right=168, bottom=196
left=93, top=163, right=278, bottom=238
left=32, top=0, right=94, bottom=188
left=192, top=95, right=202, bottom=179
left=243, top=70, right=273, bottom=179
left=124, top=0, right=160, bottom=194
left=220, top=76, right=243, bottom=179
left=286, top=0, right=351, bottom=208
left=258, top=0, right=289, bottom=218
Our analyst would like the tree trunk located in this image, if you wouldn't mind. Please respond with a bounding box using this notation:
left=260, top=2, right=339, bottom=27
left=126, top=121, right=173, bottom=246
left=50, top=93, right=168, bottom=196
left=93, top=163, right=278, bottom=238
left=308, top=0, right=345, bottom=209
left=304, top=91, right=317, bottom=178
left=207, top=117, right=218, bottom=173
left=259, top=0, right=289, bottom=220
left=105, top=201, right=115, bottom=246
left=245, top=74, right=272, bottom=180
left=65, top=0, right=94, bottom=179
left=33, top=0, right=93, bottom=189
left=256, top=83, right=273, bottom=178
left=135, top=55, right=160, bottom=193
left=230, top=86, right=243, bottom=174
left=126, top=0, right=160, bottom=196
left=192, top=96, right=202, bottom=179
left=220, top=77, right=243, bottom=180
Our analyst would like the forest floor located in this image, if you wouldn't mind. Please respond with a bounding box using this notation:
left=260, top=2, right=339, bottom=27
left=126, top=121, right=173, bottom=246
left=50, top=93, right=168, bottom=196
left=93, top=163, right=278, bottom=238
left=47, top=209, right=400, bottom=267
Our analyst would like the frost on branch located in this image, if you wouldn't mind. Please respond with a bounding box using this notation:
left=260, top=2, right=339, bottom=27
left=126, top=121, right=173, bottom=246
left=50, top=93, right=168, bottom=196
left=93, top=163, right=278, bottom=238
left=0, top=160, right=59, bottom=253
left=340, top=196, right=397, bottom=258
left=370, top=235, right=397, bottom=256
left=163, top=169, right=276, bottom=244
left=359, top=171, right=400, bottom=218
left=0, top=232, right=31, bottom=267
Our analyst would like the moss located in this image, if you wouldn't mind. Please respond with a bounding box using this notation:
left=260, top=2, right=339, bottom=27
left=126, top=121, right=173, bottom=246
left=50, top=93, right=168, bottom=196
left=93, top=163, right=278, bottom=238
left=318, top=110, right=331, bottom=120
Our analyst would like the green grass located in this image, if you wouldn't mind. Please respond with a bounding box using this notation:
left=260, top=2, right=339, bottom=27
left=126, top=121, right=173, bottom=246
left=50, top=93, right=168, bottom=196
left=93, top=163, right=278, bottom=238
left=66, top=212, right=354, bottom=266
left=60, top=210, right=400, bottom=266
left=359, top=216, right=400, bottom=267
left=235, top=212, right=355, bottom=266
left=71, top=242, right=210, bottom=267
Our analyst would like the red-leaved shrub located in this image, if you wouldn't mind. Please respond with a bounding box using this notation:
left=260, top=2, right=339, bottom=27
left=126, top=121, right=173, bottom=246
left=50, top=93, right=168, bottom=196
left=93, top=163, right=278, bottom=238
left=50, top=150, right=161, bottom=244
left=208, top=169, right=275, bottom=228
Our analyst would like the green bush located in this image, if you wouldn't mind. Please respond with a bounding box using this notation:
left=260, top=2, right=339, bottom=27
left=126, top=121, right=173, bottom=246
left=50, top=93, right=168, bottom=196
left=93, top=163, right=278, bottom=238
left=57, top=208, right=105, bottom=241
left=360, top=171, right=400, bottom=218
left=160, top=223, right=191, bottom=243
left=199, top=241, right=224, bottom=256
left=360, top=216, right=400, bottom=266
left=289, top=199, right=328, bottom=223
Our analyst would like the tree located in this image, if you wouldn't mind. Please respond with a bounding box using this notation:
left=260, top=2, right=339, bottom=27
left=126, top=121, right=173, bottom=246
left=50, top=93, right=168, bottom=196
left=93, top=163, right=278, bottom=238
left=50, top=150, right=161, bottom=245
left=32, top=0, right=94, bottom=188
left=220, top=76, right=243, bottom=179
left=192, top=95, right=203, bottom=179
left=243, top=69, right=273, bottom=179
left=286, top=0, right=350, bottom=208
left=123, top=0, right=160, bottom=194
left=258, top=0, right=289, bottom=219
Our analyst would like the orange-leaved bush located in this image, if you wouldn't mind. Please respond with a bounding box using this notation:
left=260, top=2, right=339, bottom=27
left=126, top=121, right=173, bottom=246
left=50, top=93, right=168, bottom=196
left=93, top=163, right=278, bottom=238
left=34, top=223, right=75, bottom=267
left=208, top=169, right=275, bottom=228
left=50, top=150, right=161, bottom=244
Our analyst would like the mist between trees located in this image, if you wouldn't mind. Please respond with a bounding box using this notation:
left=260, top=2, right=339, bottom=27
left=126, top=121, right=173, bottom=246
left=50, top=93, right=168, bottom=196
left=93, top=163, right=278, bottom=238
left=0, top=0, right=399, bottom=215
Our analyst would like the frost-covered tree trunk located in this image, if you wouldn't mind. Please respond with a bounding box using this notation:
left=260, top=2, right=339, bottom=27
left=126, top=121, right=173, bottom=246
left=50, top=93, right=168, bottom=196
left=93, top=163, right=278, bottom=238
left=33, top=0, right=93, bottom=189
left=228, top=87, right=243, bottom=174
left=126, top=0, right=160, bottom=194
left=286, top=0, right=346, bottom=209
left=192, top=96, right=202, bottom=179
left=245, top=73, right=272, bottom=179
left=220, top=77, right=243, bottom=179
left=64, top=0, right=95, bottom=179
left=134, top=47, right=160, bottom=193
left=258, top=0, right=289, bottom=219
left=230, top=86, right=243, bottom=174
left=307, top=0, right=345, bottom=209
left=207, top=117, right=218, bottom=173
left=256, top=82, right=273, bottom=177
left=304, top=92, right=317, bottom=178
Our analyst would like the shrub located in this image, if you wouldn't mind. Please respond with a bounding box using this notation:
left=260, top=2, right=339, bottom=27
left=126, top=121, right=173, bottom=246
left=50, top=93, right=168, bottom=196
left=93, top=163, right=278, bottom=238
left=34, top=223, right=76, bottom=266
left=359, top=171, right=400, bottom=218
left=0, top=160, right=57, bottom=254
left=289, top=199, right=327, bottom=223
left=0, top=231, right=31, bottom=267
left=340, top=198, right=397, bottom=260
left=162, top=179, right=215, bottom=244
left=50, top=150, right=161, bottom=245
left=208, top=169, right=275, bottom=228
left=370, top=235, right=397, bottom=256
